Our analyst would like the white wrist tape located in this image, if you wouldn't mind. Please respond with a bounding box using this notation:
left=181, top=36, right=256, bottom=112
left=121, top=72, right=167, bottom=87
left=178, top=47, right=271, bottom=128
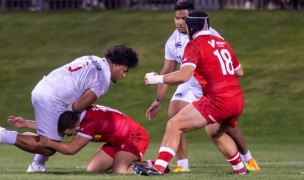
left=154, top=75, right=164, bottom=84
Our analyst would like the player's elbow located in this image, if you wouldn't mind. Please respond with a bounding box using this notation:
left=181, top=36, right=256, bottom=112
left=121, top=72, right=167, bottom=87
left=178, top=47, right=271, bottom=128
left=236, top=71, right=244, bottom=77
left=180, top=74, right=192, bottom=83
left=235, top=67, right=244, bottom=77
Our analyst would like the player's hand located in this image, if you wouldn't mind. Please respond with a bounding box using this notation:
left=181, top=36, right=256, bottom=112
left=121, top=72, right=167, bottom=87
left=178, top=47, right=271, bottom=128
left=146, top=100, right=162, bottom=120
left=7, top=116, right=26, bottom=128
left=145, top=72, right=164, bottom=85
left=38, top=136, right=51, bottom=147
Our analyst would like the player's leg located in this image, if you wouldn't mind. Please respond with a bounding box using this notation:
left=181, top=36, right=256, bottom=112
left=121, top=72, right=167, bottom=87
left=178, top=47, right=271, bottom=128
left=112, top=151, right=138, bottom=174
left=204, top=123, right=248, bottom=174
left=226, top=127, right=260, bottom=171
left=86, top=147, right=113, bottom=172
left=226, top=127, right=247, bottom=154
left=168, top=100, right=190, bottom=172
left=152, top=103, right=208, bottom=174
left=27, top=91, right=63, bottom=172
left=168, top=83, right=202, bottom=172
left=0, top=128, right=55, bottom=156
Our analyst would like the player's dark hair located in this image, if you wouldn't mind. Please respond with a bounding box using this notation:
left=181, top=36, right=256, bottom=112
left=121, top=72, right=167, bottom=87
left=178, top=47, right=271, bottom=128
left=186, top=10, right=210, bottom=40
left=57, top=111, right=79, bottom=137
left=105, top=44, right=138, bottom=69
left=174, top=0, right=195, bottom=11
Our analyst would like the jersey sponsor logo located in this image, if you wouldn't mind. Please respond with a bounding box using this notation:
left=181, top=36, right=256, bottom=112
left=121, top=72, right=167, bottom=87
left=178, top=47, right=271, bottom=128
left=175, top=42, right=182, bottom=48
left=89, top=56, right=102, bottom=71
left=174, top=93, right=183, bottom=97
left=92, top=134, right=102, bottom=141
left=176, top=55, right=182, bottom=61
left=216, top=41, right=226, bottom=47
left=208, top=40, right=215, bottom=48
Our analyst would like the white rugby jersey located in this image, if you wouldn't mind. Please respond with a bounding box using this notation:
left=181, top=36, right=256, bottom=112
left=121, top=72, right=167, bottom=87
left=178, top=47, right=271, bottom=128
left=165, top=27, right=222, bottom=66
left=33, top=55, right=111, bottom=105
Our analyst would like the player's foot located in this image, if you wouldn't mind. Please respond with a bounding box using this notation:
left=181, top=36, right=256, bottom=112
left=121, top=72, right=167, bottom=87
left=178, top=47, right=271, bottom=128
left=27, top=164, right=47, bottom=173
left=131, top=162, right=162, bottom=176
left=227, top=168, right=249, bottom=175
left=0, top=126, right=5, bottom=143
left=143, top=160, right=170, bottom=173
left=245, top=158, right=260, bottom=171
left=171, top=165, right=190, bottom=173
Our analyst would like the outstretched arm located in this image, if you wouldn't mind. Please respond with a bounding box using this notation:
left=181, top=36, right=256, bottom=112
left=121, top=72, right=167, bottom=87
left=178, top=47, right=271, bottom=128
left=8, top=116, right=36, bottom=130
left=38, top=134, right=90, bottom=155
left=145, top=65, right=195, bottom=85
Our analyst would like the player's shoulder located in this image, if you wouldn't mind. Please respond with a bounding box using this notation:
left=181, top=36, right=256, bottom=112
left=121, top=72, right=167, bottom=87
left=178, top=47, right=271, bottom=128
left=209, top=27, right=224, bottom=39
left=166, top=29, right=179, bottom=42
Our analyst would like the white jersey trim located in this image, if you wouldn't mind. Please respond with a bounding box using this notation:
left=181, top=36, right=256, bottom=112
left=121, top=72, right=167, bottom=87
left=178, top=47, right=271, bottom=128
left=181, top=62, right=196, bottom=68
left=76, top=132, right=92, bottom=139
left=234, top=64, right=241, bottom=71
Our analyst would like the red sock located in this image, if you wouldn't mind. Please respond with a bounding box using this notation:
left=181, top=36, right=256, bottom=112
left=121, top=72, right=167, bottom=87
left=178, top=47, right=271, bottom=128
left=226, top=152, right=247, bottom=174
left=153, top=147, right=175, bottom=174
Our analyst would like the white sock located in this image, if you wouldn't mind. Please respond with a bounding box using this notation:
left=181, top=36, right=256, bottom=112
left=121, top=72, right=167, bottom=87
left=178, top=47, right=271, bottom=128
left=240, top=150, right=253, bottom=163
left=145, top=160, right=153, bottom=168
left=1, top=130, right=17, bottom=144
left=177, top=159, right=189, bottom=169
left=32, top=154, right=49, bottom=166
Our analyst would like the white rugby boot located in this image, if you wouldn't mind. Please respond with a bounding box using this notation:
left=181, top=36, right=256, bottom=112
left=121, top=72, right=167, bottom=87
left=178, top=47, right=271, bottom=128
left=27, top=164, right=47, bottom=172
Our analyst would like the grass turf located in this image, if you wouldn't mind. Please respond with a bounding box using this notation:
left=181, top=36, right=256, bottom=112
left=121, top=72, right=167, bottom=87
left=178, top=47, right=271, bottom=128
left=0, top=10, right=303, bottom=179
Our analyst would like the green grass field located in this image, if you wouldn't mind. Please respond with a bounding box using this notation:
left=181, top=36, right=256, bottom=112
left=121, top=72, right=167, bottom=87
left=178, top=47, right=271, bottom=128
left=0, top=10, right=304, bottom=179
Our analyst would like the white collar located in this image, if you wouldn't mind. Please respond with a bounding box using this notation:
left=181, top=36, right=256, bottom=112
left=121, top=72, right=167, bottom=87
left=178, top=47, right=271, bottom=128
left=193, top=30, right=212, bottom=39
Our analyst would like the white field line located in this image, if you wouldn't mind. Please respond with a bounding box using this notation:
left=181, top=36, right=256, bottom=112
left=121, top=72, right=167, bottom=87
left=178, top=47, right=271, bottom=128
left=190, top=161, right=304, bottom=167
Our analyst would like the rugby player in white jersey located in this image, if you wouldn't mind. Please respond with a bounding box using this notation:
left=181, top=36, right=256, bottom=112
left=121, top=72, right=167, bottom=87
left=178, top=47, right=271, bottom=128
left=145, top=0, right=259, bottom=172
left=0, top=44, right=138, bottom=172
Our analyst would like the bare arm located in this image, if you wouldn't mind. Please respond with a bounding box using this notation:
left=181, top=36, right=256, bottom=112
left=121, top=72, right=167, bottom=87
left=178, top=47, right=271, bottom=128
left=163, top=65, right=195, bottom=85
left=70, top=90, right=97, bottom=112
left=235, top=65, right=244, bottom=77
left=7, top=116, right=36, bottom=130
left=146, top=60, right=177, bottom=120
left=39, top=134, right=90, bottom=155
left=156, top=60, right=177, bottom=102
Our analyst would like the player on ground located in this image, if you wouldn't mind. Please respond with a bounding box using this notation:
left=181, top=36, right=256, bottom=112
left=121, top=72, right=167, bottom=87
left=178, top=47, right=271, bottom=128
left=145, top=0, right=259, bottom=172
left=7, top=104, right=149, bottom=174
left=0, top=44, right=138, bottom=172
left=132, top=10, right=249, bottom=176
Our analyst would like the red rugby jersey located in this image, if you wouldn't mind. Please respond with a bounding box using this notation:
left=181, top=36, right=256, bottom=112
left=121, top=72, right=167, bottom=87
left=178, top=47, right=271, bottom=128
left=182, top=33, right=242, bottom=97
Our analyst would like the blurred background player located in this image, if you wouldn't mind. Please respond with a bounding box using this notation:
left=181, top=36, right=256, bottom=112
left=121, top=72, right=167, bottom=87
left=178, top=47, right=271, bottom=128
left=8, top=104, right=149, bottom=174
left=145, top=0, right=259, bottom=172
left=0, top=44, right=138, bottom=172
left=133, top=10, right=249, bottom=176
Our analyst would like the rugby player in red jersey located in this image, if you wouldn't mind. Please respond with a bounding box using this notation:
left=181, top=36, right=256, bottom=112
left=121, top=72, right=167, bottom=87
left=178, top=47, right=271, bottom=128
left=8, top=104, right=149, bottom=174
left=132, top=10, right=249, bottom=176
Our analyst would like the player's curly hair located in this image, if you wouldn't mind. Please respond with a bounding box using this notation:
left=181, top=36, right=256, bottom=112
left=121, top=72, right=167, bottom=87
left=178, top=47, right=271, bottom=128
left=58, top=111, right=79, bottom=137
left=105, top=44, right=138, bottom=69
left=174, top=0, right=195, bottom=11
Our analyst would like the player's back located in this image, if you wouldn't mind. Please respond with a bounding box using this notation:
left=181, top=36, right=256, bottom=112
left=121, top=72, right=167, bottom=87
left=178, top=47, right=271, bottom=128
left=183, top=34, right=242, bottom=97
left=36, top=56, right=111, bottom=104
left=79, top=105, right=143, bottom=143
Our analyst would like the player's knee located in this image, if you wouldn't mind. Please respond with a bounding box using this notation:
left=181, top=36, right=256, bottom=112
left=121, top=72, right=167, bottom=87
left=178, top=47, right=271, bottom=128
left=86, top=165, right=103, bottom=173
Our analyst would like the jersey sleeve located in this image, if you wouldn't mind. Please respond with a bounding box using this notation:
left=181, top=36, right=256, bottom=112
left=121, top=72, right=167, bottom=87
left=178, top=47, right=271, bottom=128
left=77, top=117, right=98, bottom=139
left=88, top=58, right=110, bottom=97
left=225, top=42, right=241, bottom=70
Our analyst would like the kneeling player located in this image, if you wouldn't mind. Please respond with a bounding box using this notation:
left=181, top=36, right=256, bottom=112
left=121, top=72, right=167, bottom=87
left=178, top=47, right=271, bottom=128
left=8, top=104, right=149, bottom=174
